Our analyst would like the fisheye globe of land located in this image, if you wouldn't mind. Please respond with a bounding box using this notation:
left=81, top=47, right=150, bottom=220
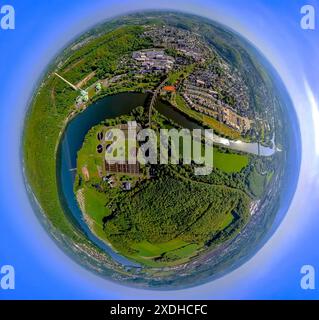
left=24, top=12, right=292, bottom=289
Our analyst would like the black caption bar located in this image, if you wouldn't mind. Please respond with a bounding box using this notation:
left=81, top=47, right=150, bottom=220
left=0, top=300, right=317, bottom=318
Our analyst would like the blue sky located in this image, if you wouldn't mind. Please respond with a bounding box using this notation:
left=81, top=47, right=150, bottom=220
left=0, top=0, right=319, bottom=299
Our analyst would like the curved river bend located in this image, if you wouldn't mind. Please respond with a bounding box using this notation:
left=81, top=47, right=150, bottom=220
left=58, top=92, right=275, bottom=266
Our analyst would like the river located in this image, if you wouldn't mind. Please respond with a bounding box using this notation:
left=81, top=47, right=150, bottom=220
left=155, top=100, right=275, bottom=156
left=58, top=93, right=148, bottom=266
left=57, top=92, right=275, bottom=266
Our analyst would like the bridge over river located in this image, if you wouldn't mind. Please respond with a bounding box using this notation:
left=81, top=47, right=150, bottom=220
left=147, top=79, right=168, bottom=127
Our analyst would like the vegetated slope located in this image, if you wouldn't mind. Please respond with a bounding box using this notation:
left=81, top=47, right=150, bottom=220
left=23, top=26, right=151, bottom=240
left=74, top=105, right=253, bottom=267
left=102, top=171, right=250, bottom=265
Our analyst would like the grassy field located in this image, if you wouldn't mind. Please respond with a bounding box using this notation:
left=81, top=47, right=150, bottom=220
left=76, top=124, right=104, bottom=181
left=129, top=241, right=201, bottom=267
left=129, top=240, right=200, bottom=266
left=248, top=168, right=266, bottom=198
left=84, top=187, right=110, bottom=224
left=80, top=186, right=115, bottom=245
left=166, top=244, right=200, bottom=259
left=213, top=149, right=249, bottom=173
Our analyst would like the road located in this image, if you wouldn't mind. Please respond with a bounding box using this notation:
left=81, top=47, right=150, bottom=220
left=148, top=79, right=168, bottom=127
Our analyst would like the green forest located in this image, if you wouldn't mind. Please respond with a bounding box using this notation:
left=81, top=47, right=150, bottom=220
left=23, top=25, right=152, bottom=241
left=23, top=12, right=279, bottom=272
